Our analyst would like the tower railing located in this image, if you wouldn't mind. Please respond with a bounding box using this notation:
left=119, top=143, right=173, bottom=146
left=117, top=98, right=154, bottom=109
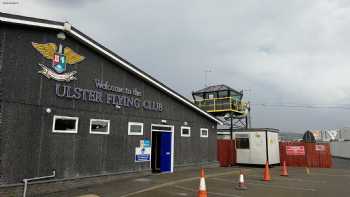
left=194, top=97, right=248, bottom=114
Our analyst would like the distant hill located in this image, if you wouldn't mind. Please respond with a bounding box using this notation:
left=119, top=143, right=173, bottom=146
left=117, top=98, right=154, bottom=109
left=279, top=132, right=303, bottom=141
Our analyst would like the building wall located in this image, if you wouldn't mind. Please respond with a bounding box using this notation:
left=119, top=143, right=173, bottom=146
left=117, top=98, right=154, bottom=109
left=331, top=141, right=350, bottom=159
left=0, top=23, right=217, bottom=184
left=339, top=128, right=350, bottom=140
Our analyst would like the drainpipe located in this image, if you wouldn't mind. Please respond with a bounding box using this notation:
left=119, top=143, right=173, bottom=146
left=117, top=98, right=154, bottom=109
left=23, top=170, right=56, bottom=197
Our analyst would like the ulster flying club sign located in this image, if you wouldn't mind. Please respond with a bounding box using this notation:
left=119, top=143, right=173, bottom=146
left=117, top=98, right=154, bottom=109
left=32, top=42, right=163, bottom=112
left=32, top=42, right=85, bottom=81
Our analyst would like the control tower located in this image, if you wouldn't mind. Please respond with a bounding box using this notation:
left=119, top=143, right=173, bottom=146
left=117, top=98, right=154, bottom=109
left=192, top=85, right=251, bottom=138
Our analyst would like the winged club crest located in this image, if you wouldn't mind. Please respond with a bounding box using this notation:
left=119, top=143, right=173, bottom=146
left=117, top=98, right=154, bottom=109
left=32, top=42, right=85, bottom=82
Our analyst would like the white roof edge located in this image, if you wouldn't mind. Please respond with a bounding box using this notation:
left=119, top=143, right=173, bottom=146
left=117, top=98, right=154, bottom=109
left=0, top=16, right=64, bottom=30
left=0, top=14, right=223, bottom=125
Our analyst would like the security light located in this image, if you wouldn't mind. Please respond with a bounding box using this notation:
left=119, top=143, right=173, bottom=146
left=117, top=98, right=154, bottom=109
left=57, top=32, right=66, bottom=40
left=46, top=108, right=52, bottom=113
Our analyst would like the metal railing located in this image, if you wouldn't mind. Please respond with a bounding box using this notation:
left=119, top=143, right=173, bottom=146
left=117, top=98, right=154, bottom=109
left=23, top=170, right=56, bottom=197
left=194, top=97, right=248, bottom=114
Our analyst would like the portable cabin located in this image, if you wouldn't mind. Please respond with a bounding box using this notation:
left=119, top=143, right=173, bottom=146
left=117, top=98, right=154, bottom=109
left=234, top=128, right=280, bottom=165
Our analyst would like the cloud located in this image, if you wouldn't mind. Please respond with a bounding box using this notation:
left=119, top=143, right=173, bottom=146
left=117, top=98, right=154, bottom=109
left=2, top=0, right=350, bottom=131
left=36, top=0, right=99, bottom=7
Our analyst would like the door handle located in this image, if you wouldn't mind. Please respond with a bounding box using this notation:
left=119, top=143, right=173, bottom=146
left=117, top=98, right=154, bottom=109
left=166, top=152, right=170, bottom=155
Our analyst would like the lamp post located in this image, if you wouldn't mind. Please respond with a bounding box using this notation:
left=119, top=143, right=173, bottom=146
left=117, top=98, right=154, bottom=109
left=242, top=89, right=252, bottom=128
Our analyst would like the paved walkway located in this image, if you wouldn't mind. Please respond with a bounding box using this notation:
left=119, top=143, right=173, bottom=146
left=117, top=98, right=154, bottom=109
left=43, top=159, right=350, bottom=197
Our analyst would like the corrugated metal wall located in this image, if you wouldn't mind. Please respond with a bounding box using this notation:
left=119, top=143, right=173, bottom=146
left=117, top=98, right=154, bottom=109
left=217, top=140, right=236, bottom=167
left=279, top=142, right=332, bottom=168
left=0, top=25, right=4, bottom=182
left=0, top=23, right=218, bottom=184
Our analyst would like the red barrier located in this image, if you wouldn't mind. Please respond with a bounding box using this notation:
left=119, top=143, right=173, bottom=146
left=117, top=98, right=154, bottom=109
left=279, top=142, right=332, bottom=168
left=217, top=140, right=236, bottom=167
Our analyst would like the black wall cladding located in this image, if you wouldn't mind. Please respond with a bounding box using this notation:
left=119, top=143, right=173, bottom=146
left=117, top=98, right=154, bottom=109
left=0, top=27, right=3, bottom=180
left=0, top=22, right=217, bottom=184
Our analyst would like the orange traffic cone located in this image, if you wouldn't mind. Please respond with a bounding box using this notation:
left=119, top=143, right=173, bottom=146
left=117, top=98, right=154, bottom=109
left=236, top=169, right=248, bottom=190
left=198, top=168, right=208, bottom=197
left=263, top=160, right=271, bottom=181
left=280, top=160, right=288, bottom=176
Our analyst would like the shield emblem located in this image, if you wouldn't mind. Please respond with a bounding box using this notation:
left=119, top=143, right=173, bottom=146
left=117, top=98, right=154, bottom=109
left=52, top=53, right=66, bottom=74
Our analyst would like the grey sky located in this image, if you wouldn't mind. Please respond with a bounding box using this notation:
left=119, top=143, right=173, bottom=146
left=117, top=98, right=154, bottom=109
left=2, top=0, right=350, bottom=132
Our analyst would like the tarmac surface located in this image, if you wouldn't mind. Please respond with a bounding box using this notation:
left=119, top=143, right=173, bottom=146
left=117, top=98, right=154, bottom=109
left=44, top=158, right=350, bottom=197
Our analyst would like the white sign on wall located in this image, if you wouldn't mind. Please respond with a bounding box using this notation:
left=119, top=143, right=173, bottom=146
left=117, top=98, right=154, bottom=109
left=286, top=146, right=305, bottom=156
left=315, top=145, right=326, bottom=151
left=135, top=147, right=151, bottom=162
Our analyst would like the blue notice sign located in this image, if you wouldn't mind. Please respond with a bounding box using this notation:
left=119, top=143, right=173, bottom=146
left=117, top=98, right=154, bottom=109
left=135, top=154, right=150, bottom=161
left=144, top=139, right=150, bottom=147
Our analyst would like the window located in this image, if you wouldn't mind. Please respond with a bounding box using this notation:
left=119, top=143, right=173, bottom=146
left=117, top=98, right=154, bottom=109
left=218, top=91, right=228, bottom=98
left=89, top=119, right=110, bottom=135
left=200, top=128, right=208, bottom=138
left=181, top=126, right=191, bottom=137
left=128, top=122, right=144, bottom=135
left=236, top=134, right=250, bottom=149
left=52, top=115, right=79, bottom=133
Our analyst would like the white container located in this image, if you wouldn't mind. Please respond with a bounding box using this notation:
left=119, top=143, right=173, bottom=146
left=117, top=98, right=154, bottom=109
left=234, top=128, right=280, bottom=165
left=330, top=141, right=350, bottom=159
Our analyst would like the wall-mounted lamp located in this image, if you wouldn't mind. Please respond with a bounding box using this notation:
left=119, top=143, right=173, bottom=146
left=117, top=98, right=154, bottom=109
left=184, top=122, right=188, bottom=126
left=46, top=108, right=52, bottom=114
left=115, top=105, right=121, bottom=109
left=161, top=120, right=167, bottom=124
left=57, top=32, right=66, bottom=40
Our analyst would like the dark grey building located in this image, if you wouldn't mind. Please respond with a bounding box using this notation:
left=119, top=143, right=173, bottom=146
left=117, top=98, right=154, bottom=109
left=0, top=12, right=222, bottom=185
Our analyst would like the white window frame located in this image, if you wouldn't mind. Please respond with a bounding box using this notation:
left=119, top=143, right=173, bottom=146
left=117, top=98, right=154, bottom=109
left=200, top=128, right=209, bottom=138
left=128, top=122, right=144, bottom=136
left=52, top=115, right=79, bottom=134
left=181, top=126, right=191, bottom=137
left=89, top=119, right=110, bottom=135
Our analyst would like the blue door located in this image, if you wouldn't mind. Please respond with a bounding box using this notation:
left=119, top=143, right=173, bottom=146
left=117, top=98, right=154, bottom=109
left=160, top=132, right=172, bottom=172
